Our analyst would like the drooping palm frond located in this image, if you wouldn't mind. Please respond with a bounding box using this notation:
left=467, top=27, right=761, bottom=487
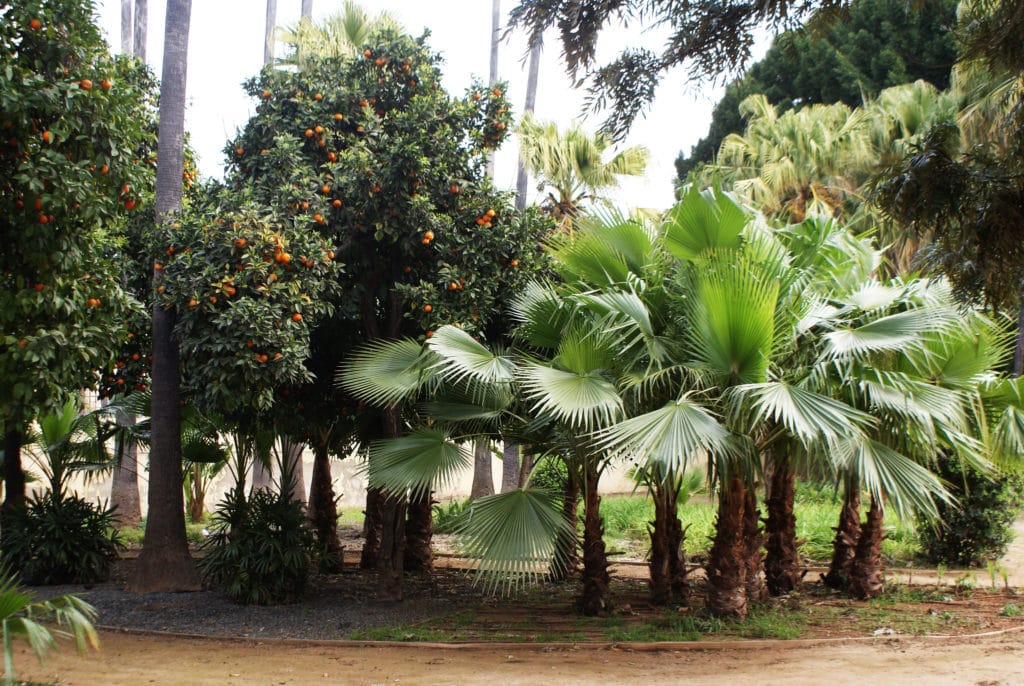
left=731, top=382, right=875, bottom=447
left=661, top=185, right=748, bottom=261
left=822, top=306, right=961, bottom=360
left=519, top=362, right=622, bottom=431
left=510, top=281, right=573, bottom=350
left=453, top=488, right=573, bottom=594
left=366, top=427, right=469, bottom=500
left=426, top=325, right=516, bottom=387
left=337, top=337, right=437, bottom=407
left=857, top=369, right=968, bottom=430
left=839, top=437, right=952, bottom=522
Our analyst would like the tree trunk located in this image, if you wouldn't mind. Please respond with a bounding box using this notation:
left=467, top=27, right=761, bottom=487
left=549, top=463, right=579, bottom=582
left=376, top=405, right=406, bottom=600
left=120, top=0, right=133, bottom=54
left=648, top=475, right=687, bottom=605
left=360, top=485, right=383, bottom=569
left=301, top=0, right=312, bottom=19
left=486, top=0, right=500, bottom=179
left=126, top=0, right=200, bottom=594
left=500, top=441, right=519, bottom=493
left=514, top=35, right=543, bottom=211
left=518, top=451, right=535, bottom=487
left=848, top=495, right=885, bottom=600
left=251, top=458, right=274, bottom=492
left=309, top=437, right=341, bottom=573
left=264, top=0, right=277, bottom=64
left=823, top=476, right=861, bottom=591
left=280, top=436, right=306, bottom=505
left=470, top=439, right=494, bottom=499
left=1014, top=298, right=1024, bottom=377
left=764, top=453, right=800, bottom=595
left=1, top=427, right=26, bottom=552
left=743, top=484, right=766, bottom=603
left=187, top=463, right=205, bottom=523
left=133, top=0, right=147, bottom=61
left=578, top=460, right=609, bottom=615
left=109, top=409, right=142, bottom=528
left=706, top=474, right=748, bottom=618
left=404, top=492, right=434, bottom=573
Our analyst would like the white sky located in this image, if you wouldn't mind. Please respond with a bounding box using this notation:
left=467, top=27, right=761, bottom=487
left=91, top=1, right=765, bottom=212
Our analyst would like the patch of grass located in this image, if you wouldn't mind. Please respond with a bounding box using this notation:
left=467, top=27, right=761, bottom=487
left=737, top=606, right=805, bottom=639
left=116, top=518, right=210, bottom=547
left=336, top=506, right=365, bottom=528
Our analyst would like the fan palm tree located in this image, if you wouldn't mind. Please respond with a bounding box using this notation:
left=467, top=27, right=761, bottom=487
left=517, top=114, right=649, bottom=232
left=274, top=1, right=401, bottom=71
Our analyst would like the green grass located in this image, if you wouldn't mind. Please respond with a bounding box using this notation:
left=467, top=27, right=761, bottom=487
left=116, top=518, right=210, bottom=546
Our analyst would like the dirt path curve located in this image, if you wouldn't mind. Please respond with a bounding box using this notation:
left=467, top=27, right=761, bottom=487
left=19, top=628, right=1024, bottom=686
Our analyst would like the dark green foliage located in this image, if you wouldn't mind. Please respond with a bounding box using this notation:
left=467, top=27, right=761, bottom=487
left=432, top=499, right=471, bottom=534
left=198, top=488, right=315, bottom=605
left=918, top=458, right=1024, bottom=567
left=527, top=455, right=569, bottom=495
left=675, top=0, right=958, bottom=181
left=1, top=491, right=121, bottom=585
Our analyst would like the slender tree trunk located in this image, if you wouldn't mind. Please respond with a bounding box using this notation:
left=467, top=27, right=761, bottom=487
left=823, top=476, right=861, bottom=591
left=109, top=409, right=142, bottom=527
left=120, top=0, right=133, bottom=54
left=1014, top=298, right=1024, bottom=377
left=518, top=451, right=534, bottom=487
left=360, top=485, right=383, bottom=569
left=251, top=458, right=274, bottom=492
left=126, top=0, right=200, bottom=594
left=470, top=439, right=494, bottom=498
left=280, top=436, right=306, bottom=505
left=515, top=35, right=542, bottom=211
left=743, top=484, right=766, bottom=603
left=301, top=0, right=312, bottom=19
left=486, top=0, right=500, bottom=179
left=1, top=427, right=25, bottom=552
left=764, top=453, right=800, bottom=595
left=187, top=463, right=205, bottom=523
left=376, top=405, right=406, bottom=600
left=404, top=492, right=434, bottom=573
left=549, top=463, right=579, bottom=582
left=500, top=441, right=519, bottom=493
left=309, top=436, right=341, bottom=573
left=848, top=495, right=885, bottom=600
left=578, top=460, right=609, bottom=615
left=667, top=488, right=688, bottom=602
left=706, top=475, right=748, bottom=618
left=264, top=0, right=277, bottom=64
left=133, top=0, right=147, bottom=61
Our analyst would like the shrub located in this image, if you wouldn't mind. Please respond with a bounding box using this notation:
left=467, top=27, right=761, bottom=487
left=918, top=458, right=1024, bottom=567
left=2, top=491, right=121, bottom=585
left=198, top=488, right=314, bottom=605
left=528, top=456, right=568, bottom=494
left=433, top=499, right=471, bottom=534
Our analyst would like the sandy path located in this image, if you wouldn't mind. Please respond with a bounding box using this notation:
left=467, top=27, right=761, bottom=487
left=18, top=629, right=1024, bottom=685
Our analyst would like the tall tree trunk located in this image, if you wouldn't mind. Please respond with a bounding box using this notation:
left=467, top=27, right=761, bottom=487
left=518, top=451, right=534, bottom=487
left=823, top=475, right=861, bottom=591
left=500, top=441, right=519, bottom=493
left=360, top=485, right=383, bottom=569
left=848, top=495, right=885, bottom=600
left=1014, top=298, right=1024, bottom=377
left=126, top=0, right=200, bottom=594
left=376, top=405, right=406, bottom=600
left=549, top=463, right=579, bottom=582
left=764, top=453, right=800, bottom=595
left=120, top=0, right=133, bottom=54
left=251, top=458, right=274, bottom=492
left=578, top=460, right=609, bottom=615
left=280, top=436, right=306, bottom=505
left=109, top=409, right=142, bottom=528
left=264, top=0, right=277, bottom=64
left=301, top=0, right=312, bottom=19
left=470, top=439, right=494, bottom=498
left=486, top=0, right=500, bottom=179
left=309, top=435, right=341, bottom=573
left=649, top=474, right=687, bottom=605
left=514, top=35, right=542, bottom=211
left=743, top=484, right=766, bottom=603
left=133, top=0, right=147, bottom=61
left=404, top=492, right=434, bottom=573
left=706, top=474, right=748, bottom=618
left=1, top=427, right=26, bottom=552
left=187, top=463, right=205, bottom=523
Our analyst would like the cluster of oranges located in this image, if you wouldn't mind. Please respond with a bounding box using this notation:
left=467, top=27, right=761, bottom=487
left=475, top=208, right=496, bottom=227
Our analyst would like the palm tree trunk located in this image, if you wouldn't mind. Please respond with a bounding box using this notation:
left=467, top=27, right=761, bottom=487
left=309, top=435, right=341, bottom=573
left=514, top=35, right=542, bottom=212
left=301, top=0, right=312, bottom=19
left=264, top=0, right=277, bottom=64
left=486, top=0, right=500, bottom=179
left=126, top=0, right=200, bottom=594
left=470, top=439, right=494, bottom=498
left=706, top=474, right=748, bottom=618
left=744, top=484, right=766, bottom=603
left=1014, top=298, right=1023, bottom=376
left=120, top=0, right=133, bottom=53
left=649, top=475, right=687, bottom=605
left=280, top=436, right=306, bottom=505
left=360, top=485, right=383, bottom=569
left=109, top=410, right=142, bottom=527
left=404, top=492, right=434, bottom=572
left=764, top=452, right=800, bottom=595
left=578, top=460, right=609, bottom=615
left=518, top=450, right=534, bottom=487
left=500, top=441, right=519, bottom=493
left=823, top=475, right=861, bottom=590
left=549, top=463, right=579, bottom=582
left=133, top=0, right=147, bottom=61
left=187, top=463, right=205, bottom=523
left=251, top=458, right=274, bottom=492
left=848, top=495, right=885, bottom=600
left=376, top=405, right=406, bottom=600
left=1, top=426, right=25, bottom=551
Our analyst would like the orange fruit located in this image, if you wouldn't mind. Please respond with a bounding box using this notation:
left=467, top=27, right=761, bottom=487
left=99, top=164, right=108, bottom=174
left=261, top=90, right=272, bottom=99
left=101, top=79, right=111, bottom=90
left=493, top=87, right=502, bottom=97
left=327, top=151, right=337, bottom=162
left=486, top=209, right=496, bottom=218
left=209, top=295, right=218, bottom=304
left=423, top=304, right=432, bottom=313
left=34, top=283, right=44, bottom=291
left=322, top=184, right=331, bottom=194
left=425, top=330, right=434, bottom=338
left=314, top=92, right=323, bottom=101
left=236, top=147, right=244, bottom=156
left=510, top=259, right=519, bottom=267
left=363, top=49, right=372, bottom=58
left=326, top=250, right=335, bottom=260
left=333, top=113, right=343, bottom=121
left=29, top=18, right=41, bottom=30
left=124, top=199, right=136, bottom=210
left=423, top=230, right=435, bottom=241
left=41, top=131, right=50, bottom=143
left=332, top=199, right=342, bottom=208
left=305, top=129, right=314, bottom=137
left=153, top=262, right=163, bottom=271
left=79, top=79, right=93, bottom=90
left=188, top=298, right=198, bottom=307
left=449, top=184, right=460, bottom=194
left=314, top=125, right=324, bottom=134
left=16, top=338, right=27, bottom=347
left=233, top=237, right=247, bottom=248
left=245, top=340, right=254, bottom=348
left=291, top=313, right=302, bottom=322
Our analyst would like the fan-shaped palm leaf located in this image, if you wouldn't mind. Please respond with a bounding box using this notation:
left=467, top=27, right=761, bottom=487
left=337, top=338, right=437, bottom=407
left=519, top=363, right=622, bottom=431
left=661, top=186, right=748, bottom=261
left=732, top=382, right=875, bottom=447
left=366, top=427, right=469, bottom=500
left=426, top=325, right=516, bottom=386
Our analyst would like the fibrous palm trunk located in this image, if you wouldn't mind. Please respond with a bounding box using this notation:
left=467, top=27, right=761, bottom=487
left=133, top=0, right=147, bottom=61
left=848, top=495, right=885, bottom=600
left=404, top=492, right=434, bottom=573
left=649, top=476, right=688, bottom=605
left=187, top=463, right=205, bottom=523
left=823, top=476, right=861, bottom=591
left=706, top=474, right=748, bottom=618
left=309, top=436, right=341, bottom=572
left=470, top=439, right=494, bottom=498
left=120, top=0, right=133, bottom=53
left=1, top=427, right=25, bottom=551
left=578, top=460, right=609, bottom=615
left=280, top=436, right=306, bottom=505
left=764, top=453, right=800, bottom=595
left=744, top=485, right=766, bottom=603
left=127, top=0, right=200, bottom=594
left=376, top=405, right=407, bottom=600
left=549, top=463, right=579, bottom=582
left=500, top=441, right=519, bottom=493
left=109, top=409, right=142, bottom=527
left=301, top=0, right=312, bottom=19
left=360, top=485, right=383, bottom=569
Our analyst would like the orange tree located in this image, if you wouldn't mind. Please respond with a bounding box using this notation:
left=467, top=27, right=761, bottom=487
left=0, top=0, right=155, bottom=528
left=225, top=30, right=551, bottom=598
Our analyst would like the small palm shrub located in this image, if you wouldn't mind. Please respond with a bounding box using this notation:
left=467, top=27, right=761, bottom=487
left=198, top=488, right=314, bottom=605
left=2, top=491, right=121, bottom=585
left=918, top=459, right=1024, bottom=567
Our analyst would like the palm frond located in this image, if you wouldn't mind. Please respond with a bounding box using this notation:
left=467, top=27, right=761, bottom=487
left=846, top=437, right=952, bottom=521
left=366, top=428, right=469, bottom=500
left=823, top=307, right=960, bottom=360
left=426, top=325, right=516, bottom=386
left=732, top=382, right=874, bottom=446
left=338, top=338, right=437, bottom=406
left=519, top=362, right=622, bottom=431
left=661, top=185, right=749, bottom=261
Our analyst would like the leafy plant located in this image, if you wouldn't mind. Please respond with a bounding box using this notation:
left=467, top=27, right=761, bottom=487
left=0, top=568, right=99, bottom=686
left=1, top=491, right=121, bottom=585
left=198, top=488, right=315, bottom=605
left=432, top=499, right=471, bottom=534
